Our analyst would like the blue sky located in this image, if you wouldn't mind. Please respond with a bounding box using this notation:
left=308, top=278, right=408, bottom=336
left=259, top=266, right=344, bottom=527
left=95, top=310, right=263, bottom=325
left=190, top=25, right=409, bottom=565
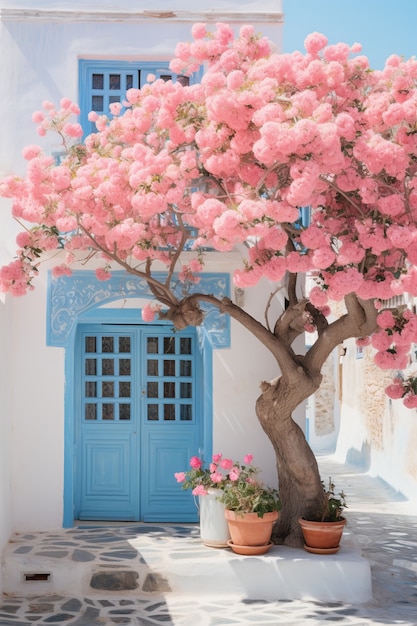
left=283, top=0, right=417, bottom=69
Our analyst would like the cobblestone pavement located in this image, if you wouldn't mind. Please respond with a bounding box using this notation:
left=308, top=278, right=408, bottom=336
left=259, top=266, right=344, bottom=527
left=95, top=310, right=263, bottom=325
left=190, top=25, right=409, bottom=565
left=1, top=455, right=417, bottom=625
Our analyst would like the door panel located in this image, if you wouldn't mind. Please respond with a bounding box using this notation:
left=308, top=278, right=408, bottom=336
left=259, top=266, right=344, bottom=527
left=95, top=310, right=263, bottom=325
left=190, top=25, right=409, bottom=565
left=142, top=431, right=200, bottom=521
left=76, top=328, right=139, bottom=520
left=75, top=324, right=202, bottom=522
left=140, top=329, right=200, bottom=521
left=80, top=432, right=138, bottom=520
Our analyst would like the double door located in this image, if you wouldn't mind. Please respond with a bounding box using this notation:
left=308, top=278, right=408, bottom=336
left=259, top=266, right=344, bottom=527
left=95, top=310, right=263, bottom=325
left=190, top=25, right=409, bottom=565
left=75, top=324, right=202, bottom=521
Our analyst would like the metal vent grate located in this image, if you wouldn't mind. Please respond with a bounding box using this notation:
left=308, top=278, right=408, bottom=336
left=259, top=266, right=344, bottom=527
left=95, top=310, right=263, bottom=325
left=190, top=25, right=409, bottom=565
left=23, top=572, right=51, bottom=582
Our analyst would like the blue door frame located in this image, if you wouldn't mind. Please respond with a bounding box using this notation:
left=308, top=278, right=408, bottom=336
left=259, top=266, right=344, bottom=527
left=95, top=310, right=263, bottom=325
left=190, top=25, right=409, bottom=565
left=46, top=270, right=230, bottom=527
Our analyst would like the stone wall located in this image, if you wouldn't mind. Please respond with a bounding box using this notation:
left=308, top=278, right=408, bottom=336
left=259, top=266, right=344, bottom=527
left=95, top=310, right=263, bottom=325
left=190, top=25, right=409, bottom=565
left=314, top=353, right=336, bottom=437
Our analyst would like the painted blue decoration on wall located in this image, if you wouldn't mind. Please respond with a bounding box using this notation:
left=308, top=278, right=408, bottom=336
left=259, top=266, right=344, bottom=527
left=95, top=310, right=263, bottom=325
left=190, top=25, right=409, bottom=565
left=47, top=270, right=230, bottom=349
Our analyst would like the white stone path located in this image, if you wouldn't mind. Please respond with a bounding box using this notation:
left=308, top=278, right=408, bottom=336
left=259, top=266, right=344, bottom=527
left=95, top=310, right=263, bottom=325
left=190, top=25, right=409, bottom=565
left=0, top=454, right=416, bottom=625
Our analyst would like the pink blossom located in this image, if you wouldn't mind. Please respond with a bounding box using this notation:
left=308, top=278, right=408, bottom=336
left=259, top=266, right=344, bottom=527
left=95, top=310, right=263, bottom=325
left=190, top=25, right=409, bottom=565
left=377, top=310, right=396, bottom=329
left=374, top=349, right=409, bottom=370
left=286, top=252, right=313, bottom=273
left=188, top=456, right=202, bottom=470
left=51, top=264, right=72, bottom=278
left=174, top=472, right=186, bottom=483
left=212, top=453, right=222, bottom=463
left=304, top=32, right=328, bottom=57
left=300, top=225, right=327, bottom=249
left=385, top=382, right=405, bottom=400
left=142, top=304, right=157, bottom=322
left=16, top=232, right=32, bottom=248
left=386, top=224, right=414, bottom=249
left=32, top=110, right=45, bottom=124
left=263, top=256, right=287, bottom=281
left=109, top=102, right=123, bottom=116
left=229, top=467, right=241, bottom=481
left=309, top=286, right=328, bottom=307
left=210, top=472, right=224, bottom=483
left=22, top=145, right=42, bottom=160
left=311, top=247, right=336, bottom=269
left=243, top=454, right=253, bottom=464
left=403, top=394, right=417, bottom=409
left=191, top=23, right=207, bottom=40
left=377, top=194, right=404, bottom=217
left=371, top=331, right=394, bottom=351
left=62, top=123, right=83, bottom=138
left=233, top=267, right=264, bottom=288
left=337, top=241, right=365, bottom=265
left=192, top=485, right=208, bottom=496
left=326, top=267, right=363, bottom=299
left=95, top=268, right=111, bottom=281
left=220, top=458, right=233, bottom=470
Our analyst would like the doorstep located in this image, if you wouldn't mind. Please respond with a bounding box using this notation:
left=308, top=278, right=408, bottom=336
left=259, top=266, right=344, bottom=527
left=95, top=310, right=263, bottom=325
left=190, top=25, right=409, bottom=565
left=2, top=525, right=372, bottom=603
left=163, top=534, right=372, bottom=603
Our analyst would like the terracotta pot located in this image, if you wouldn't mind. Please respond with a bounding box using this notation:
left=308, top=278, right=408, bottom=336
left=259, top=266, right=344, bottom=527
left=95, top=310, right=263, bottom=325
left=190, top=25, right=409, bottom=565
left=225, top=509, right=278, bottom=547
left=298, top=517, right=346, bottom=553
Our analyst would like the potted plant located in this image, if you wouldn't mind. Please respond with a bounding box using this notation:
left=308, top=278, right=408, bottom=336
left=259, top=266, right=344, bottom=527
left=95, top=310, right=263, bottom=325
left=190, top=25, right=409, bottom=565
left=218, top=458, right=281, bottom=555
left=298, top=477, right=347, bottom=554
left=174, top=453, right=242, bottom=548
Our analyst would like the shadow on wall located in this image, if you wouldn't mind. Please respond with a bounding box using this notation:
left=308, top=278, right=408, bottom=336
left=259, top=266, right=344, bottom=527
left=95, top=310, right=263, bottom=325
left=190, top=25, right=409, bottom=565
left=345, top=442, right=371, bottom=471
left=345, top=442, right=409, bottom=503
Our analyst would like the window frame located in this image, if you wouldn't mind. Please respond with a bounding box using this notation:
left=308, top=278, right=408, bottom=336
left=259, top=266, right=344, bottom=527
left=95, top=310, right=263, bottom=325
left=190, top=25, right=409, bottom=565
left=78, top=59, right=202, bottom=138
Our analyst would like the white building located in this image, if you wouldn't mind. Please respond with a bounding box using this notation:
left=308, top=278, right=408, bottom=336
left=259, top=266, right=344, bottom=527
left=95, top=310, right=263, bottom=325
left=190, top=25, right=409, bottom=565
left=1, top=0, right=416, bottom=600
left=0, top=0, right=286, bottom=595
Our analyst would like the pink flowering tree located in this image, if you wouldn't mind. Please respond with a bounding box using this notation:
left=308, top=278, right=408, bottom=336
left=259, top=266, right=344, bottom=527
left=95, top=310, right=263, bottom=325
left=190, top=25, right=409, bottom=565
left=2, top=23, right=417, bottom=545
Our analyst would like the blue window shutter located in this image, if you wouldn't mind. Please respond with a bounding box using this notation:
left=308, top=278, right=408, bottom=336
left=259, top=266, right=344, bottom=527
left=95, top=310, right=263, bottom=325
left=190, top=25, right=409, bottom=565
left=299, top=206, right=311, bottom=228
left=78, top=60, right=203, bottom=138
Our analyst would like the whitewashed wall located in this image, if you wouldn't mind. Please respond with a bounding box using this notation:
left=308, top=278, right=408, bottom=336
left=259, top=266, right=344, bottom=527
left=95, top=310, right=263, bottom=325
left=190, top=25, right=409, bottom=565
left=0, top=299, right=12, bottom=597
left=335, top=338, right=417, bottom=504
left=0, top=3, right=285, bottom=581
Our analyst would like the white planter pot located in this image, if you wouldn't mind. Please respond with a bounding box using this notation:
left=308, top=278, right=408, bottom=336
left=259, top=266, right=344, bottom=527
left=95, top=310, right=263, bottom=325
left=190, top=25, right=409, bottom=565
left=198, top=488, right=231, bottom=548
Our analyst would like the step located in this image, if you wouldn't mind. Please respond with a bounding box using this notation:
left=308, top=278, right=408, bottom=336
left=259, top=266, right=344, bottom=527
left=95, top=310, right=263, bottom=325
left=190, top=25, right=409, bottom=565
left=2, top=525, right=372, bottom=603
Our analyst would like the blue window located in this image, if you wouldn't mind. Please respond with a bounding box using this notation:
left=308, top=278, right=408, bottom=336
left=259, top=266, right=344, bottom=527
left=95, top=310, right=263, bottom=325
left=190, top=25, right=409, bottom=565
left=79, top=60, right=202, bottom=137
left=298, top=206, right=311, bottom=228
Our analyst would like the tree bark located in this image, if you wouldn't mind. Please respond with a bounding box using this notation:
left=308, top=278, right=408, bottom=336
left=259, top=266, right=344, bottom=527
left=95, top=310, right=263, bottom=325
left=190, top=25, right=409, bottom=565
left=256, top=376, right=327, bottom=547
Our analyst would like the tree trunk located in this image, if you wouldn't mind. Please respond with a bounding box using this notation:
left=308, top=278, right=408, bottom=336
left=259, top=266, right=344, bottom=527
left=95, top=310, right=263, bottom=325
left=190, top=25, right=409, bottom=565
left=256, top=376, right=327, bottom=547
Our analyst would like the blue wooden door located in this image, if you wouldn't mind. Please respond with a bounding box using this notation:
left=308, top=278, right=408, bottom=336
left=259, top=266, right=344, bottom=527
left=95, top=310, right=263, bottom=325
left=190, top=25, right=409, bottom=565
left=75, top=324, right=202, bottom=522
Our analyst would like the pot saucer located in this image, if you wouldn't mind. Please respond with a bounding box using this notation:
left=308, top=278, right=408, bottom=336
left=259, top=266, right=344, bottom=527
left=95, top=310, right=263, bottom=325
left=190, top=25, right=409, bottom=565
left=227, top=540, right=273, bottom=555
left=303, top=544, right=340, bottom=554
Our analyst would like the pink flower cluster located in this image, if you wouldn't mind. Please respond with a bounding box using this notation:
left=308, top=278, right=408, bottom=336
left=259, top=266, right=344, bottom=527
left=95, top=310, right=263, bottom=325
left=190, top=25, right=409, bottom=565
left=174, top=452, right=254, bottom=496
left=371, top=308, right=417, bottom=371
left=32, top=98, right=82, bottom=139
left=386, top=375, right=417, bottom=409
left=1, top=22, right=417, bottom=379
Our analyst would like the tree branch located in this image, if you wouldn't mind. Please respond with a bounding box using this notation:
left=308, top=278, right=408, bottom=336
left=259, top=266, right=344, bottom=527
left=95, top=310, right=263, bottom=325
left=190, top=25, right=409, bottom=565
left=274, top=298, right=309, bottom=345
left=287, top=271, right=298, bottom=306
left=163, top=211, right=190, bottom=289
left=304, top=294, right=378, bottom=373
left=188, top=292, right=305, bottom=386
left=79, top=225, right=179, bottom=306
left=264, top=285, right=286, bottom=332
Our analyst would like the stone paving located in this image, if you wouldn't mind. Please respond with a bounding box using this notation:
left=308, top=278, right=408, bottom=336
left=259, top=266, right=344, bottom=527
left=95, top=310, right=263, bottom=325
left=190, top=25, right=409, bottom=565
left=1, top=455, right=417, bottom=625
